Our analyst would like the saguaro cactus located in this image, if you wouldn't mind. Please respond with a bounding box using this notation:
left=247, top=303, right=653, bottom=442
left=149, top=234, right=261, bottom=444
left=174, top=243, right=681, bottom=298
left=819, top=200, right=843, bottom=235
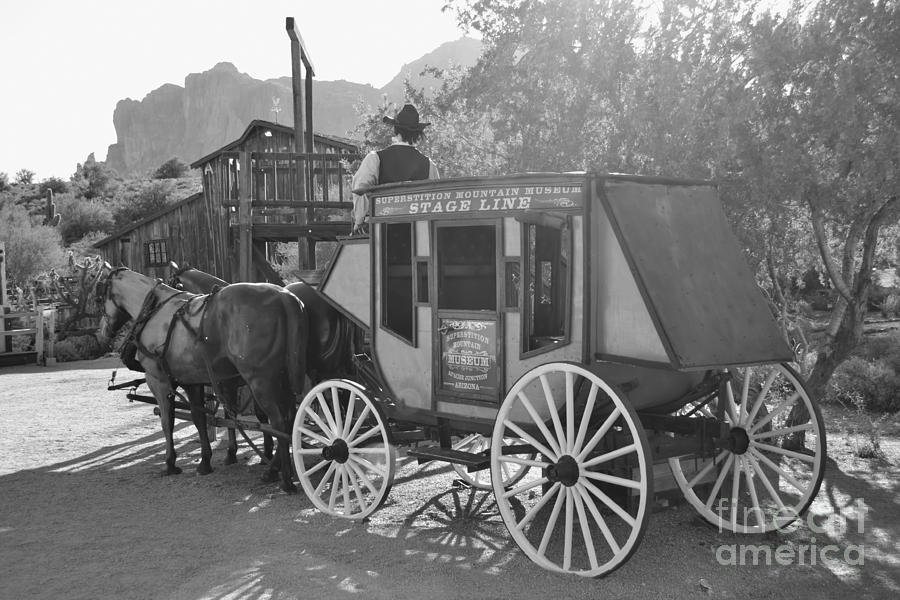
left=43, top=189, right=61, bottom=227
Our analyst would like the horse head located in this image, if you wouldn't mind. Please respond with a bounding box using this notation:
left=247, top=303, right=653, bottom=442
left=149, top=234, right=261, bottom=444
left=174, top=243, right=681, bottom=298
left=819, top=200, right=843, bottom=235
left=95, top=263, right=131, bottom=350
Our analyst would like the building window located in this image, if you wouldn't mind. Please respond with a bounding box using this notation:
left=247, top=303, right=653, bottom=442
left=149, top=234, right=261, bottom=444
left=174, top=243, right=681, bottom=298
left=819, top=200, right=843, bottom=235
left=523, top=219, right=570, bottom=354
left=145, top=239, right=169, bottom=267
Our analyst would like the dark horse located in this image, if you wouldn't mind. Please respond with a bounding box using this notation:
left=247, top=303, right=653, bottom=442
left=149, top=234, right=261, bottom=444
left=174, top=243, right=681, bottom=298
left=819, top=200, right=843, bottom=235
left=96, top=265, right=308, bottom=493
left=169, top=263, right=356, bottom=382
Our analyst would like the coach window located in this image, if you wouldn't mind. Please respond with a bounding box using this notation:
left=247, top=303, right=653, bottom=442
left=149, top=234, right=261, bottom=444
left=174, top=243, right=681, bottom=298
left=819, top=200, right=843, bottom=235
left=523, top=217, right=570, bottom=354
left=382, top=223, right=415, bottom=343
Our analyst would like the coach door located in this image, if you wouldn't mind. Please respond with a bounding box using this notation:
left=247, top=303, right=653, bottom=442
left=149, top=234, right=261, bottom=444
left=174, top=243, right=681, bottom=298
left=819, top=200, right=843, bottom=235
left=432, top=221, right=503, bottom=403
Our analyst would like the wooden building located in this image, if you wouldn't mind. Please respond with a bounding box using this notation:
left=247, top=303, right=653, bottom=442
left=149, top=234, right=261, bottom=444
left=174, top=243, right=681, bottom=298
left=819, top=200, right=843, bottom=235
left=95, top=120, right=360, bottom=282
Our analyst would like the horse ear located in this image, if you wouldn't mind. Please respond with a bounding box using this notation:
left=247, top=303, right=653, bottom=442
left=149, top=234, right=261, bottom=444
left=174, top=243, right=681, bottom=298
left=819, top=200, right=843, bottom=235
left=169, top=260, right=180, bottom=271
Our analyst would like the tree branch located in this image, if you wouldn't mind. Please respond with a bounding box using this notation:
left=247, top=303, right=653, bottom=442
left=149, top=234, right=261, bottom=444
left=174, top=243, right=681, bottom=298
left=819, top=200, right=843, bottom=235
left=808, top=196, right=853, bottom=302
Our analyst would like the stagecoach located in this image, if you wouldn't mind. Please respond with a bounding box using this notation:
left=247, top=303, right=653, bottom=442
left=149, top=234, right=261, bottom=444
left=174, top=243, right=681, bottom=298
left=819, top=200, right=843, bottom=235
left=105, top=171, right=826, bottom=578
left=291, top=171, right=826, bottom=577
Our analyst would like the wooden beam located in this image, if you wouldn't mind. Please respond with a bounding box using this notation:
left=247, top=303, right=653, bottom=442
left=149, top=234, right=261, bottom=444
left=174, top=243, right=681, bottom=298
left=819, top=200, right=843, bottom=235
left=285, top=17, right=315, bottom=75
left=238, top=151, right=253, bottom=282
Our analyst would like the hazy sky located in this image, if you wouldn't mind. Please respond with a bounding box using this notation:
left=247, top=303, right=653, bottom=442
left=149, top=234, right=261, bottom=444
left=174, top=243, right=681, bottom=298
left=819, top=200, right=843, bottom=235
left=0, top=0, right=469, bottom=180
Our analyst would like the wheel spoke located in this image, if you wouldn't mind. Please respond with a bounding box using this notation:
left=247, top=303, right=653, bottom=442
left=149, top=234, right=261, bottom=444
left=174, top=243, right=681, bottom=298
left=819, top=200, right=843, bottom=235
left=582, top=443, right=637, bottom=468
left=746, top=369, right=779, bottom=425
left=581, top=478, right=636, bottom=528
left=499, top=455, right=550, bottom=469
left=341, top=392, right=357, bottom=438
left=350, top=446, right=391, bottom=455
left=724, top=381, right=739, bottom=425
left=304, top=457, right=330, bottom=477
left=345, top=404, right=373, bottom=443
left=347, top=454, right=387, bottom=479
left=563, top=488, right=574, bottom=571
left=298, top=426, right=330, bottom=447
left=565, top=372, right=576, bottom=454
left=730, top=456, right=741, bottom=530
left=751, top=423, right=814, bottom=441
left=514, top=482, right=561, bottom=532
left=537, top=486, right=566, bottom=558
left=516, top=391, right=563, bottom=458
left=749, top=393, right=800, bottom=433
left=347, top=424, right=382, bottom=448
left=582, top=471, right=641, bottom=490
left=540, top=374, right=569, bottom=456
left=331, top=387, right=343, bottom=437
left=503, top=475, right=550, bottom=500
left=749, top=447, right=806, bottom=492
left=577, top=482, right=622, bottom=554
left=743, top=459, right=763, bottom=527
left=576, top=407, right=621, bottom=461
left=573, top=383, right=599, bottom=454
left=303, top=409, right=333, bottom=441
left=316, top=392, right=340, bottom=435
left=751, top=440, right=816, bottom=462
left=314, top=461, right=337, bottom=497
left=327, top=466, right=342, bottom=509
left=739, top=367, right=752, bottom=425
left=346, top=458, right=379, bottom=497
left=503, top=419, right=557, bottom=461
left=342, top=468, right=351, bottom=513
left=704, top=453, right=735, bottom=509
left=687, top=450, right=729, bottom=488
left=747, top=453, right=788, bottom=513
left=571, top=486, right=599, bottom=571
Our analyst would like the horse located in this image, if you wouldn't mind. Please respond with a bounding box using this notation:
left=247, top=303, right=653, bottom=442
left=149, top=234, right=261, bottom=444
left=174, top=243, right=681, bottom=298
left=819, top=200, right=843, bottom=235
left=169, top=262, right=356, bottom=382
left=96, top=265, right=308, bottom=493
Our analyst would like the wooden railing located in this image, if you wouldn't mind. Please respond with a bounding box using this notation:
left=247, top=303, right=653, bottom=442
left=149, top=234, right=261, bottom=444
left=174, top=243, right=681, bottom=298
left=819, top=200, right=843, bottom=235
left=0, top=305, right=56, bottom=365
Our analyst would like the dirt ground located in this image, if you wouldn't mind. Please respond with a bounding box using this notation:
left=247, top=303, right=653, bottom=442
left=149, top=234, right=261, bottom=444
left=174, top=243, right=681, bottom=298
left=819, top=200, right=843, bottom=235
left=1, top=357, right=899, bottom=600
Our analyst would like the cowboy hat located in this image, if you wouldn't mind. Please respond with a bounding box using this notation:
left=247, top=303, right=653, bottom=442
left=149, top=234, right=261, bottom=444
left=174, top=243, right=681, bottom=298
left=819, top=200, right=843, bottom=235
left=383, top=103, right=430, bottom=131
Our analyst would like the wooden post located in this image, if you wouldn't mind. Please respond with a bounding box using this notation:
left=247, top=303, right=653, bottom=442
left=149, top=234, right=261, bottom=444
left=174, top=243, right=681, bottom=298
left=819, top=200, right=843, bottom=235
left=0, top=241, right=9, bottom=354
left=34, top=307, right=44, bottom=365
left=45, top=307, right=56, bottom=365
left=286, top=17, right=316, bottom=271
left=238, top=151, right=253, bottom=282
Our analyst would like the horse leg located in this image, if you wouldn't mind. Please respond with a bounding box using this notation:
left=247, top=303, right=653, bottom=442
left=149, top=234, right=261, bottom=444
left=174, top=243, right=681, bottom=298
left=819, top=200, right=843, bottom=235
left=213, top=380, right=240, bottom=465
left=254, top=404, right=274, bottom=461
left=185, top=384, right=213, bottom=475
left=247, top=379, right=297, bottom=494
left=145, top=376, right=182, bottom=476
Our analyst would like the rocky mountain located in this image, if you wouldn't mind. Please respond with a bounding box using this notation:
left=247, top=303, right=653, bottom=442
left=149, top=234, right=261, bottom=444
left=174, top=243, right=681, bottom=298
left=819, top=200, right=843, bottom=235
left=106, top=37, right=482, bottom=175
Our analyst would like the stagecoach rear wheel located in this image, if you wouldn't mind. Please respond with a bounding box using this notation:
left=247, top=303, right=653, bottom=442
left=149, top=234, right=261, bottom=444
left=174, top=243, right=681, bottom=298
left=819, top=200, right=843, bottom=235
left=668, top=363, right=826, bottom=533
left=451, top=434, right=534, bottom=490
left=292, top=379, right=396, bottom=520
left=491, top=362, right=653, bottom=577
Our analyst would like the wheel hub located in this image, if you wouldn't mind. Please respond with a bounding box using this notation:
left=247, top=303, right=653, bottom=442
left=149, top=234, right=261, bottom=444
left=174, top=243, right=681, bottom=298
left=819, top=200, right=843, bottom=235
left=322, top=438, right=350, bottom=463
left=544, top=455, right=579, bottom=487
left=729, top=427, right=751, bottom=455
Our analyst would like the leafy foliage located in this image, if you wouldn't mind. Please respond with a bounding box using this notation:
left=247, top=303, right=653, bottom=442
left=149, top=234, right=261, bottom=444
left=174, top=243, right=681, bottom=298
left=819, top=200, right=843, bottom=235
left=56, top=194, right=115, bottom=245
left=72, top=155, right=118, bottom=199
left=0, top=203, right=65, bottom=286
left=0, top=172, right=9, bottom=192
left=110, top=179, right=175, bottom=227
left=39, top=177, right=69, bottom=196
left=15, top=169, right=35, bottom=185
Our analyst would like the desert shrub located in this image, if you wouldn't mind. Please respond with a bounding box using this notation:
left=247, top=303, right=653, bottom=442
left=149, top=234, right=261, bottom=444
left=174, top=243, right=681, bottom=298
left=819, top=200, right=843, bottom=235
left=882, top=292, right=900, bottom=318
left=57, top=195, right=115, bottom=244
left=0, top=172, right=9, bottom=191
left=153, top=157, right=189, bottom=179
left=111, top=179, right=174, bottom=227
left=827, top=355, right=900, bottom=413
left=72, top=156, right=118, bottom=199
left=54, top=334, right=103, bottom=362
left=0, top=203, right=65, bottom=286
left=39, top=177, right=69, bottom=196
left=851, top=332, right=900, bottom=373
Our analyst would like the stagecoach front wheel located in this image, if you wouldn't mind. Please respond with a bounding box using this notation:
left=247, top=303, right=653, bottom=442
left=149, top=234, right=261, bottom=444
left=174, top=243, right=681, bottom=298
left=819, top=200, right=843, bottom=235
left=292, top=380, right=395, bottom=520
left=668, top=363, right=826, bottom=533
left=491, top=362, right=652, bottom=577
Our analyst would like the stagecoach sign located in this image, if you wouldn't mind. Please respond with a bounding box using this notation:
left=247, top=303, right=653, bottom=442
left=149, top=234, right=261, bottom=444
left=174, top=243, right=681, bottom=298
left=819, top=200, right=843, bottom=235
left=374, top=183, right=583, bottom=217
left=439, top=318, right=499, bottom=396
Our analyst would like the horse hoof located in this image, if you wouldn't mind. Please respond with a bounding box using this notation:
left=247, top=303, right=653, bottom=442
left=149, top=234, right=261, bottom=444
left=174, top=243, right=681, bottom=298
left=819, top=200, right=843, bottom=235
left=281, top=481, right=298, bottom=494
left=224, top=454, right=237, bottom=466
left=164, top=465, right=183, bottom=476
left=261, top=470, right=280, bottom=484
left=197, top=464, right=213, bottom=476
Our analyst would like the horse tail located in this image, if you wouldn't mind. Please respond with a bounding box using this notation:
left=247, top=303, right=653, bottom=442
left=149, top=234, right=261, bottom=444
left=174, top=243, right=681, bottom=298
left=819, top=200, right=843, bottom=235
left=284, top=293, right=309, bottom=404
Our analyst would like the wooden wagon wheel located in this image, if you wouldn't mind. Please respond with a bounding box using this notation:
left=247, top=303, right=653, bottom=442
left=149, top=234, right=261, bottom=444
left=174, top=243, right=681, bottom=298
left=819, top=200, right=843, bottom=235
left=668, top=363, right=826, bottom=533
left=292, top=379, right=396, bottom=520
left=491, top=362, right=653, bottom=577
left=452, top=434, right=534, bottom=490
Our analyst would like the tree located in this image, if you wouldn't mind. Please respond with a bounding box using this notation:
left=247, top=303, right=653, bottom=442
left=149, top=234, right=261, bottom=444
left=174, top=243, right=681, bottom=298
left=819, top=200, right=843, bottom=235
left=111, top=179, right=174, bottom=227
left=72, top=154, right=117, bottom=199
left=39, top=177, right=69, bottom=196
left=0, top=172, right=9, bottom=192
left=56, top=194, right=115, bottom=245
left=0, top=203, right=65, bottom=286
left=153, top=157, right=189, bottom=179
left=15, top=169, right=35, bottom=185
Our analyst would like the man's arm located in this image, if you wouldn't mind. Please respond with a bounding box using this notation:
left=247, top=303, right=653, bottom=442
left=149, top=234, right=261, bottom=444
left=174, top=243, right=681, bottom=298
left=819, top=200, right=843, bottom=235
left=428, top=160, right=440, bottom=180
left=351, top=151, right=380, bottom=229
